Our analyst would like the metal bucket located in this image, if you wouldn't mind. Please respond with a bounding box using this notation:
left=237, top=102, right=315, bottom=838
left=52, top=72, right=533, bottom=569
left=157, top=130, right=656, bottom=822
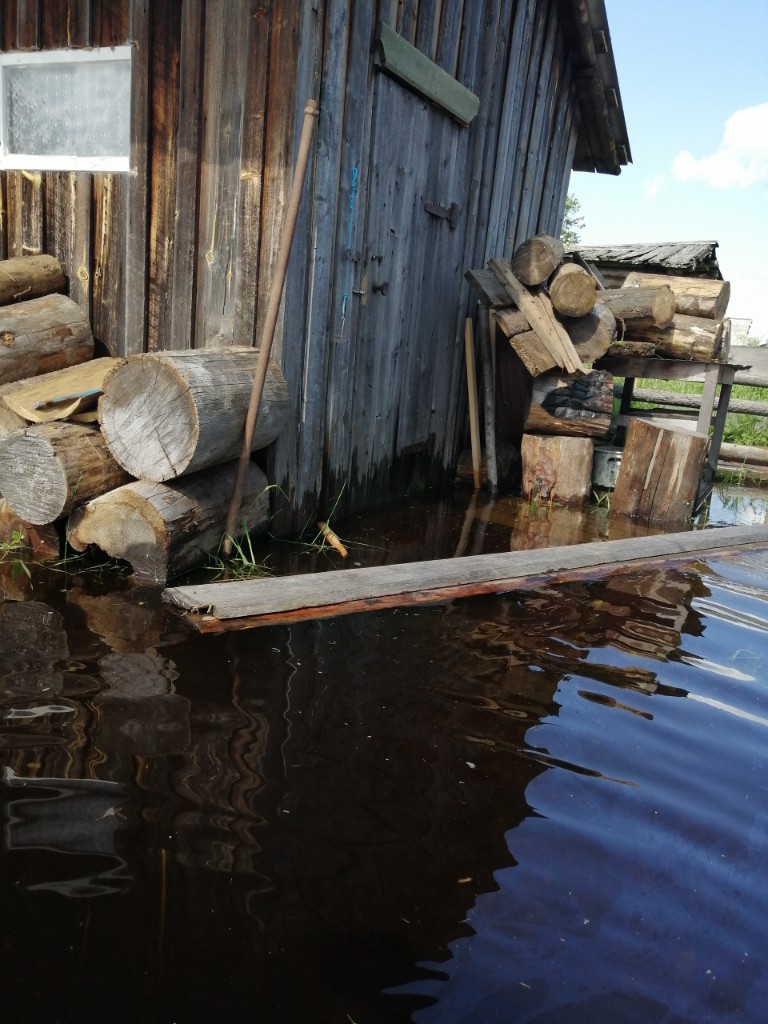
left=592, top=445, right=623, bottom=489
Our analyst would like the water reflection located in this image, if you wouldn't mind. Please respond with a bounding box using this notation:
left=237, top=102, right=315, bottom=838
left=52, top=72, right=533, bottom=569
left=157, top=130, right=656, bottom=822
left=1, top=545, right=768, bottom=1021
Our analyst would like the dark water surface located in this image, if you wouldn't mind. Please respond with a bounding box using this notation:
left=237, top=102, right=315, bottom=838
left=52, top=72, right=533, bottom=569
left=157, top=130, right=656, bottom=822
left=2, top=490, right=768, bottom=1023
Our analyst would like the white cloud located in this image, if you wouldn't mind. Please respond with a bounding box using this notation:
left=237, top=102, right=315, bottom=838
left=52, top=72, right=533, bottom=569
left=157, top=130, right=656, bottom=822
left=671, top=103, right=768, bottom=189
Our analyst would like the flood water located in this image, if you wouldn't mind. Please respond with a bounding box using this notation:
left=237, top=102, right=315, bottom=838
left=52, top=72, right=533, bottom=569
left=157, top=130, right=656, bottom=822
left=2, top=485, right=768, bottom=1023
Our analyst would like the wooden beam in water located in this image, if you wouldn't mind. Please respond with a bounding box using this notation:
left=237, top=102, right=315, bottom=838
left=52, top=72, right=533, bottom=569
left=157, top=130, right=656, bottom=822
left=163, top=525, right=768, bottom=633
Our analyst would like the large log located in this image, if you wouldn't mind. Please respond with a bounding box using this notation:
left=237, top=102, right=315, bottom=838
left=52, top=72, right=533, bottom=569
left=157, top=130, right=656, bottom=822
left=561, top=302, right=617, bottom=364
left=509, top=234, right=564, bottom=286
left=0, top=422, right=132, bottom=524
left=718, top=441, right=768, bottom=467
left=601, top=286, right=676, bottom=333
left=0, top=254, right=65, bottom=306
left=628, top=313, right=724, bottom=361
left=548, top=262, right=597, bottom=318
left=99, top=347, right=291, bottom=481
left=611, top=419, right=708, bottom=523
left=525, top=369, right=613, bottom=437
left=520, top=434, right=593, bottom=506
left=623, top=271, right=730, bottom=320
left=67, top=461, right=271, bottom=584
left=0, top=293, right=94, bottom=384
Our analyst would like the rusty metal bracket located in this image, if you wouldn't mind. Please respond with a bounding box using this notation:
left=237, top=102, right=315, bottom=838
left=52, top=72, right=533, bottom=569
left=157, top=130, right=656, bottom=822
left=424, top=201, right=459, bottom=231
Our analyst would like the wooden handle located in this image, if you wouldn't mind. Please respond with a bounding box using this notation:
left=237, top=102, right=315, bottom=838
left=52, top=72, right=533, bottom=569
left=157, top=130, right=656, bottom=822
left=464, top=317, right=482, bottom=491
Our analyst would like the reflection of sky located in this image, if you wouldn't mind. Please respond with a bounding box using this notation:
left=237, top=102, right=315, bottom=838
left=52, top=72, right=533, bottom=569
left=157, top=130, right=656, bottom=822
left=706, top=487, right=768, bottom=526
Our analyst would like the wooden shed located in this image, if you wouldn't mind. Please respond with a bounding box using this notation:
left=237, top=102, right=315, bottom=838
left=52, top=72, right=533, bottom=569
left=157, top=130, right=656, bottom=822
left=0, top=0, right=630, bottom=532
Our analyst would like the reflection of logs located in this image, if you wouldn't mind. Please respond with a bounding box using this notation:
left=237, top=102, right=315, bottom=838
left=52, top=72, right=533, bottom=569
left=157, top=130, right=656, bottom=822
left=68, top=588, right=167, bottom=653
left=0, top=600, right=68, bottom=696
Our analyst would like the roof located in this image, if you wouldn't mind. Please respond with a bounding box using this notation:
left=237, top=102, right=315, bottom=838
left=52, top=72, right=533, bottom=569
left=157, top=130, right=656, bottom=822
left=563, top=0, right=632, bottom=176
left=570, top=241, right=724, bottom=279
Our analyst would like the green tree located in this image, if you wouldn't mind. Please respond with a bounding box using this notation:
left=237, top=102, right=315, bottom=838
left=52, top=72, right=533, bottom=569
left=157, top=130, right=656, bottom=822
left=560, top=193, right=585, bottom=249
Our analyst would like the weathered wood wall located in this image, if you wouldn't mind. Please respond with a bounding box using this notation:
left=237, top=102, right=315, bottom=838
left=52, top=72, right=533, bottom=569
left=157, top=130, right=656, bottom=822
left=0, top=0, right=586, bottom=531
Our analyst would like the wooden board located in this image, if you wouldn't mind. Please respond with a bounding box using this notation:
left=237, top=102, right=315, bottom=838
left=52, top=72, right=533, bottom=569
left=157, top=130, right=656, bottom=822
left=375, top=20, right=480, bottom=125
left=163, top=524, right=768, bottom=631
left=2, top=358, right=120, bottom=423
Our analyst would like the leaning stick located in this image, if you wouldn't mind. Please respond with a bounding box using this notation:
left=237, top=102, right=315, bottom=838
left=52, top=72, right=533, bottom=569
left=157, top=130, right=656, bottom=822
left=223, top=99, right=320, bottom=556
left=463, top=317, right=482, bottom=490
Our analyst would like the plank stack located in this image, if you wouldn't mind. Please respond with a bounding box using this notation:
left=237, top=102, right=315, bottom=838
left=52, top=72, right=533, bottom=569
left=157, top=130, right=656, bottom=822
left=0, top=255, right=289, bottom=582
left=467, top=234, right=732, bottom=517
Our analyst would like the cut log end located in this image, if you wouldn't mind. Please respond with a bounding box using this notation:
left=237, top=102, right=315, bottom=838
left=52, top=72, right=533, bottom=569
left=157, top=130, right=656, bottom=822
left=0, top=430, right=70, bottom=524
left=99, top=357, right=200, bottom=480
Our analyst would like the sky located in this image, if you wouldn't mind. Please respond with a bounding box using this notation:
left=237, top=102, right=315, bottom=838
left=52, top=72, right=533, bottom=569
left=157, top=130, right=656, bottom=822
left=570, top=0, right=768, bottom=340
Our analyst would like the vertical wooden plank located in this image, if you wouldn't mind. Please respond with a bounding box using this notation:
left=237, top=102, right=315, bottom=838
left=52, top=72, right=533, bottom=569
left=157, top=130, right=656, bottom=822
left=537, top=49, right=575, bottom=235
left=513, top=2, right=558, bottom=246
left=0, top=177, right=7, bottom=261
left=91, top=0, right=131, bottom=355
left=146, top=0, right=182, bottom=351
left=15, top=0, right=40, bottom=49
left=415, top=0, right=441, bottom=60
left=41, top=1, right=92, bottom=47
left=435, top=0, right=463, bottom=75
left=485, top=0, right=536, bottom=259
left=91, top=0, right=130, bottom=47
left=194, top=0, right=250, bottom=348
left=307, top=0, right=377, bottom=526
left=92, top=174, right=125, bottom=353
left=231, top=2, right=271, bottom=346
left=290, top=0, right=349, bottom=523
left=397, top=0, right=419, bottom=44
left=255, top=0, right=301, bottom=355
left=45, top=172, right=92, bottom=313
left=168, top=0, right=204, bottom=350
left=122, top=0, right=150, bottom=355
left=6, top=171, right=44, bottom=256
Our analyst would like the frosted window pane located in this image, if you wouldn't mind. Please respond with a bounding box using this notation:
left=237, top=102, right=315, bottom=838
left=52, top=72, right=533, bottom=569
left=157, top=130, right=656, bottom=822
left=5, top=61, right=130, bottom=158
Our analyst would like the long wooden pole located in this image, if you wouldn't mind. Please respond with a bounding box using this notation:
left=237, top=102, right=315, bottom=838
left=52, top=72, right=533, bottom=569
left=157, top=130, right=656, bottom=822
left=223, top=99, right=320, bottom=556
left=463, top=317, right=482, bottom=490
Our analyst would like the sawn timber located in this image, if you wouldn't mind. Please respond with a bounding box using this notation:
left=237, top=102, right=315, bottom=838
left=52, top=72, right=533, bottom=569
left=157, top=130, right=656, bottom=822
left=163, top=525, right=768, bottom=632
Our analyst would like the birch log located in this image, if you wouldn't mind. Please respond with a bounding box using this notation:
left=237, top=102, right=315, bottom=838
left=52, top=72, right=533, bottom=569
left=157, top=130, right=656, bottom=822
left=0, top=422, right=132, bottom=524
left=67, top=461, right=271, bottom=584
left=0, top=255, right=65, bottom=305
left=99, top=347, right=290, bottom=481
left=0, top=293, right=94, bottom=384
left=623, top=272, right=730, bottom=320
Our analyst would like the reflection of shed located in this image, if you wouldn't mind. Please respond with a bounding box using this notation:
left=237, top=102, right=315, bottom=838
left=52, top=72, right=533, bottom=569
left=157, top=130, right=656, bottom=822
left=0, top=2, right=629, bottom=528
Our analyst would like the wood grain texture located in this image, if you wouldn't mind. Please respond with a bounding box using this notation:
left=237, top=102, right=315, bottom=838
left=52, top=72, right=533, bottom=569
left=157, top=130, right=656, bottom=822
left=622, top=272, right=731, bottom=321
left=0, top=255, right=65, bottom=305
left=163, top=525, right=768, bottom=628
left=99, top=347, right=290, bottom=480
left=0, top=422, right=132, bottom=524
left=67, top=461, right=271, bottom=584
left=2, top=357, right=119, bottom=423
left=521, top=433, right=593, bottom=504
left=0, top=293, right=94, bottom=384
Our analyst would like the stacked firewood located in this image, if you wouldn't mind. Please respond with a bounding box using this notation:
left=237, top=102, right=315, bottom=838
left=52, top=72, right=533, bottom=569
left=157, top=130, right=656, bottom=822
left=476, top=234, right=731, bottom=509
left=0, top=255, right=288, bottom=583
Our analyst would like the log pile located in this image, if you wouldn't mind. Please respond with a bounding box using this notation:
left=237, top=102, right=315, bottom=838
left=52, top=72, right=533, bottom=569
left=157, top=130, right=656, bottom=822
left=0, top=254, right=288, bottom=582
left=467, top=234, right=733, bottom=512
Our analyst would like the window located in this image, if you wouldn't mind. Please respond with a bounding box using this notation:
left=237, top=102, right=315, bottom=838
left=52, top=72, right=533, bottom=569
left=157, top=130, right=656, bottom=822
left=0, top=46, right=132, bottom=172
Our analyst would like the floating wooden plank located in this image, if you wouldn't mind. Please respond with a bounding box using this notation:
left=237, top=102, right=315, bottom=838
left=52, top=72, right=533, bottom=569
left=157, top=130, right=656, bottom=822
left=163, top=525, right=768, bottom=632
left=375, top=21, right=480, bottom=126
left=2, top=358, right=120, bottom=423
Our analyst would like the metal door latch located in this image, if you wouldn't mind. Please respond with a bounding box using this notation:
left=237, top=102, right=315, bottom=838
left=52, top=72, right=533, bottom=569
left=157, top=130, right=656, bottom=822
left=424, top=201, right=459, bottom=230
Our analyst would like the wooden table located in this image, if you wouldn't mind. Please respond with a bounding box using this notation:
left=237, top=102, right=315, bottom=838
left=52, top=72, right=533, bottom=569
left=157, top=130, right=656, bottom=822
left=595, top=356, right=744, bottom=508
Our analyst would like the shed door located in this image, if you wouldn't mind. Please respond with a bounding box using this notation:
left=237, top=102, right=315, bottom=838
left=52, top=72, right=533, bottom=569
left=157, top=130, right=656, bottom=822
left=349, top=72, right=470, bottom=488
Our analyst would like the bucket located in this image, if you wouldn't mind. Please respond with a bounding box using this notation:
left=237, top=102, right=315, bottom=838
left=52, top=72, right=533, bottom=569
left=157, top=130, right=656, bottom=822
left=592, top=445, right=623, bottom=489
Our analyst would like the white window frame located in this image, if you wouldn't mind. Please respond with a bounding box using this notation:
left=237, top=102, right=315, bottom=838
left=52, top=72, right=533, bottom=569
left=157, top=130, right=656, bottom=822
left=0, top=46, right=132, bottom=172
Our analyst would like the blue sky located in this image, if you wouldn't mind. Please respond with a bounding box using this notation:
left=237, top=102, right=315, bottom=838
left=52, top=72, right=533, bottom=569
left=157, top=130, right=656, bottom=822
left=571, top=1, right=768, bottom=339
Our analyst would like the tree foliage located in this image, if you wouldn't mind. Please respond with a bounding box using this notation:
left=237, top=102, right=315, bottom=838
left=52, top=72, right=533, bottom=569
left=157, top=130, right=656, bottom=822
left=560, top=193, right=585, bottom=249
